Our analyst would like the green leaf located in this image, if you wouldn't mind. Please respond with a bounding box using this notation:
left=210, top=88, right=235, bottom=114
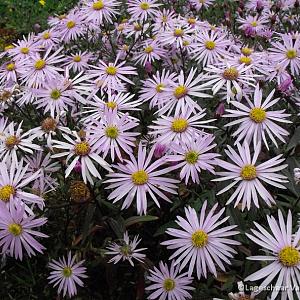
left=124, top=215, right=158, bottom=227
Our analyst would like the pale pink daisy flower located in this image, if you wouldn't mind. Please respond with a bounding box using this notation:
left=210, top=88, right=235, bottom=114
left=204, top=61, right=256, bottom=103
left=88, top=109, right=139, bottom=162
left=245, top=210, right=300, bottom=300
left=269, top=34, right=300, bottom=76
left=190, top=0, right=215, bottom=10
left=192, top=30, right=231, bottom=67
left=0, top=158, right=45, bottom=213
left=139, top=69, right=176, bottom=109
left=133, top=40, right=166, bottom=66
left=82, top=91, right=142, bottom=123
left=0, top=60, right=22, bottom=85
left=34, top=78, right=75, bottom=117
left=105, top=231, right=147, bottom=266
left=149, top=107, right=216, bottom=145
left=89, top=58, right=137, bottom=91
left=20, top=47, right=65, bottom=88
left=0, top=121, right=41, bottom=163
left=82, top=0, right=120, bottom=25
left=161, top=201, right=240, bottom=279
left=105, top=143, right=179, bottom=215
left=35, top=29, right=60, bottom=49
left=146, top=260, right=194, bottom=300
left=167, top=133, right=219, bottom=184
left=64, top=51, right=93, bottom=73
left=223, top=85, right=291, bottom=149
left=58, top=12, right=86, bottom=43
left=125, top=21, right=151, bottom=40
left=158, top=68, right=212, bottom=115
left=213, top=142, right=288, bottom=210
left=48, top=252, right=87, bottom=298
left=152, top=9, right=176, bottom=33
left=128, top=0, right=161, bottom=21
left=9, top=34, right=40, bottom=61
left=0, top=203, right=48, bottom=260
left=245, top=0, right=271, bottom=12
left=238, top=15, right=269, bottom=36
left=51, top=132, right=112, bottom=184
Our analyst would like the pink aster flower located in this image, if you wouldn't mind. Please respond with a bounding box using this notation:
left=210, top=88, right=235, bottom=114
left=105, top=143, right=179, bottom=215
left=0, top=60, right=23, bottom=85
left=161, top=201, right=240, bottom=279
left=269, top=34, right=300, bottom=76
left=35, top=29, right=60, bottom=49
left=189, top=0, right=215, bottom=10
left=223, top=85, right=291, bottom=149
left=149, top=107, right=216, bottom=145
left=89, top=58, right=137, bottom=91
left=245, top=210, right=300, bottom=300
left=238, top=15, right=268, bottom=36
left=213, top=142, right=288, bottom=210
left=64, top=51, right=93, bottom=73
left=192, top=29, right=231, bottom=67
left=82, top=0, right=120, bottom=25
left=0, top=121, right=41, bottom=163
left=0, top=203, right=48, bottom=260
left=105, top=231, right=147, bottom=266
left=88, top=109, right=139, bottom=161
left=158, top=68, right=212, bottom=115
left=128, top=0, right=161, bottom=21
left=51, top=132, right=112, bottom=184
left=166, top=133, right=219, bottom=184
left=0, top=158, right=45, bottom=213
left=20, top=47, right=65, bottom=88
left=139, top=69, right=176, bottom=110
left=48, top=252, right=87, bottom=298
left=152, top=9, right=176, bottom=34
left=146, top=261, right=194, bottom=300
left=204, top=61, right=256, bottom=103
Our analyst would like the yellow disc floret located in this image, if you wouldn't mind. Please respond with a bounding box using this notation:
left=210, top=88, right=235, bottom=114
left=6, top=62, right=15, bottom=71
left=62, top=267, right=73, bottom=277
left=8, top=223, right=22, bottom=236
left=163, top=278, right=176, bottom=291
left=279, top=246, right=300, bottom=267
left=20, top=47, right=29, bottom=54
left=191, top=230, right=208, bottom=248
left=249, top=107, right=266, bottom=123
left=74, top=141, right=90, bottom=156
left=140, top=2, right=150, bottom=10
left=5, top=135, right=19, bottom=149
left=106, top=66, right=117, bottom=75
left=174, top=28, right=184, bottom=37
left=239, top=56, right=252, bottom=65
left=240, top=164, right=257, bottom=180
left=105, top=126, right=119, bottom=139
left=0, top=185, right=15, bottom=202
left=50, top=89, right=61, bottom=100
left=73, top=55, right=82, bottom=62
left=67, top=20, right=76, bottom=29
left=171, top=118, right=188, bottom=133
left=156, top=83, right=165, bottom=93
left=34, top=59, right=46, bottom=70
left=144, top=46, right=153, bottom=53
left=185, top=150, right=199, bottom=164
left=93, top=0, right=105, bottom=10
left=241, top=47, right=253, bottom=56
left=205, top=40, right=216, bottom=50
left=223, top=67, right=239, bottom=80
left=131, top=170, right=149, bottom=185
left=174, top=85, right=187, bottom=99
left=286, top=49, right=297, bottom=59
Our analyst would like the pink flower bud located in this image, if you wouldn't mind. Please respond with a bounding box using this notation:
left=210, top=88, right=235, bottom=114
left=154, top=143, right=167, bottom=158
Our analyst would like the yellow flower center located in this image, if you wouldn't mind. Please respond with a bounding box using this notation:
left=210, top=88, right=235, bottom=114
left=69, top=181, right=91, bottom=203
left=74, top=141, right=91, bottom=156
left=251, top=21, right=257, bottom=27
left=50, top=89, right=61, bottom=100
left=4, top=45, right=14, bottom=51
left=241, top=47, right=253, bottom=56
left=163, top=278, right=176, bottom=291
left=183, top=40, right=190, bottom=46
left=191, top=230, right=208, bottom=248
left=140, top=2, right=150, bottom=10
left=223, top=67, right=239, bottom=80
left=20, top=47, right=29, bottom=54
left=249, top=107, right=266, bottom=123
left=8, top=223, right=22, bottom=236
left=131, top=170, right=149, bottom=185
left=5, top=135, right=19, bottom=149
left=144, top=46, right=153, bottom=53
left=105, top=126, right=119, bottom=139
left=106, top=66, right=118, bottom=75
left=73, top=55, right=81, bottom=62
left=205, top=40, right=216, bottom=50
left=120, top=244, right=133, bottom=256
left=67, top=20, right=76, bottom=29
left=174, top=85, right=187, bottom=99
left=34, top=59, right=46, bottom=70
left=0, top=185, right=15, bottom=202
left=134, top=23, right=142, bottom=31
left=93, top=0, right=104, bottom=10
left=171, top=118, right=188, bottom=133
left=156, top=83, right=165, bottom=93
left=43, top=32, right=51, bottom=39
left=240, top=164, right=257, bottom=180
left=188, top=17, right=196, bottom=25
left=185, top=150, right=199, bottom=164
left=6, top=62, right=15, bottom=71
left=286, top=49, right=297, bottom=59
left=279, top=246, right=300, bottom=267
left=41, top=117, right=57, bottom=132
left=162, top=16, right=168, bottom=22
left=239, top=56, right=252, bottom=65
left=62, top=267, right=73, bottom=277
left=174, top=28, right=184, bottom=37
